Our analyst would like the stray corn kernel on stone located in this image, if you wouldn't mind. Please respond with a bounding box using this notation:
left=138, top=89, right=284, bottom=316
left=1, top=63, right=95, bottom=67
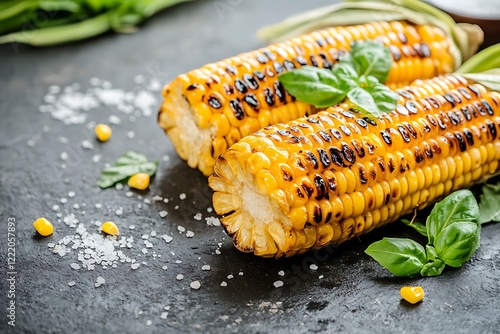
left=33, top=217, right=54, bottom=236
left=95, top=124, right=112, bottom=142
left=400, top=286, right=425, bottom=304
left=128, top=173, right=150, bottom=190
left=101, top=221, right=120, bottom=236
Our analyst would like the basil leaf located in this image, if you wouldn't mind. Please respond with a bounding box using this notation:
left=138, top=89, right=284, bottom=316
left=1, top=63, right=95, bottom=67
left=278, top=66, right=346, bottom=108
left=479, top=184, right=500, bottom=224
left=365, top=238, right=428, bottom=277
left=347, top=84, right=397, bottom=118
left=420, top=259, right=445, bottom=277
left=401, top=218, right=428, bottom=237
left=97, top=151, right=157, bottom=189
left=426, top=189, right=480, bottom=245
left=330, top=63, right=359, bottom=92
left=345, top=41, right=393, bottom=82
left=434, top=222, right=480, bottom=267
left=425, top=244, right=438, bottom=261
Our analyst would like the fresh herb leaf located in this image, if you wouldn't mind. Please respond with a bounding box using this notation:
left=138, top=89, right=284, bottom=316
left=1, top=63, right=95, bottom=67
left=97, top=151, right=157, bottom=189
left=426, top=189, right=479, bottom=245
left=365, top=238, right=428, bottom=277
left=402, top=218, right=428, bottom=237
left=347, top=84, right=398, bottom=118
left=434, top=221, right=480, bottom=267
left=479, top=184, right=500, bottom=224
left=341, top=41, right=393, bottom=82
left=366, top=190, right=483, bottom=278
left=278, top=41, right=397, bottom=117
left=278, top=66, right=346, bottom=108
left=420, top=259, right=445, bottom=277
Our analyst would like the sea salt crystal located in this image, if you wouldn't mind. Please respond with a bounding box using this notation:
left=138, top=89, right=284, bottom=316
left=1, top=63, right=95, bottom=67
left=227, top=274, right=234, bottom=280
left=73, top=204, right=80, bottom=210
left=61, top=198, right=68, bottom=204
left=160, top=312, right=169, bottom=319
left=205, top=217, right=221, bottom=227
left=179, top=193, right=186, bottom=200
left=309, top=264, right=318, bottom=271
left=68, top=191, right=76, bottom=198
left=176, top=274, right=184, bottom=281
left=127, top=131, right=135, bottom=139
left=162, top=235, right=173, bottom=243
left=152, top=195, right=163, bottom=202
left=68, top=281, right=76, bottom=287
left=163, top=198, right=169, bottom=203
left=193, top=213, right=202, bottom=221
left=92, top=154, right=102, bottom=163
left=162, top=265, right=168, bottom=270
left=150, top=231, right=157, bottom=237
left=52, top=204, right=60, bottom=211
left=129, top=225, right=135, bottom=230
left=220, top=281, right=227, bottom=287
left=207, top=207, right=213, bottom=213
left=131, top=263, right=140, bottom=270
left=60, top=152, right=68, bottom=161
left=186, top=231, right=194, bottom=238
left=177, top=226, right=186, bottom=233
left=273, top=280, right=284, bottom=288
left=278, top=270, right=285, bottom=276
left=81, top=140, right=94, bottom=150
left=71, top=263, right=80, bottom=270
left=95, top=276, right=105, bottom=288
left=238, top=272, right=244, bottom=276
left=115, top=183, right=124, bottom=190
left=95, top=203, right=102, bottom=209
left=146, top=320, right=152, bottom=326
left=190, top=281, right=201, bottom=290
left=143, top=199, right=151, bottom=204
left=202, top=265, right=211, bottom=271
left=159, top=211, right=168, bottom=218
left=108, top=115, right=121, bottom=124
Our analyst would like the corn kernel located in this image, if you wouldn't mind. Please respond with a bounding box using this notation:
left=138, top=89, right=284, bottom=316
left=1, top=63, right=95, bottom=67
left=128, top=173, right=150, bottom=190
left=95, top=124, right=112, bottom=142
left=400, top=286, right=425, bottom=304
left=101, top=221, right=120, bottom=236
left=33, top=217, right=53, bottom=236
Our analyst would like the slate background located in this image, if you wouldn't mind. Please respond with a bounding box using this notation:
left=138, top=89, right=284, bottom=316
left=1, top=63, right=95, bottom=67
left=1, top=1, right=499, bottom=333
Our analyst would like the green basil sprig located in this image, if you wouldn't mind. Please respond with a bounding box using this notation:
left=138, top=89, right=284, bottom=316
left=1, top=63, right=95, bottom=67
left=97, top=151, right=157, bottom=189
left=479, top=183, right=500, bottom=224
left=278, top=41, right=398, bottom=118
left=365, top=190, right=481, bottom=277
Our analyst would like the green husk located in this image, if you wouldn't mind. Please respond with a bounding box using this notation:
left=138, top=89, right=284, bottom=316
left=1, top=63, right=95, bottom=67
left=0, top=0, right=188, bottom=46
left=257, top=0, right=484, bottom=70
left=456, top=44, right=500, bottom=92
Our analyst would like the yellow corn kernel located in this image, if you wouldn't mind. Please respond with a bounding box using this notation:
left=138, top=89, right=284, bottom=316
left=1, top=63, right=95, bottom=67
left=95, top=124, right=112, bottom=142
left=127, top=173, right=150, bottom=190
left=33, top=217, right=53, bottom=236
left=400, top=286, right=425, bottom=304
left=101, top=221, right=120, bottom=236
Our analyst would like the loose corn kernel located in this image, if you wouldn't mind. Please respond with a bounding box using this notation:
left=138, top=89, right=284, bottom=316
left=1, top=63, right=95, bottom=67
left=95, top=124, right=112, bottom=142
left=33, top=217, right=53, bottom=236
left=128, top=173, right=150, bottom=190
left=101, top=221, right=120, bottom=236
left=400, top=286, right=425, bottom=304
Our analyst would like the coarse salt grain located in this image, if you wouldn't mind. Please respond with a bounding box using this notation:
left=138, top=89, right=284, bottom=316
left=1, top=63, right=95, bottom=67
left=159, top=211, right=168, bottom=218
left=227, top=274, right=234, bottom=280
left=190, top=281, right=201, bottom=290
left=205, top=217, right=221, bottom=227
left=273, top=280, right=284, bottom=288
left=61, top=198, right=68, bottom=204
left=68, top=281, right=76, bottom=287
left=186, top=231, right=194, bottom=238
left=131, top=263, right=140, bottom=270
left=125, top=191, right=133, bottom=198
left=162, top=235, right=173, bottom=243
left=60, top=152, right=68, bottom=161
left=278, top=270, right=285, bottom=276
left=68, top=191, right=75, bottom=198
left=152, top=195, right=163, bottom=202
left=160, top=312, right=168, bottom=319
left=220, top=281, right=227, bottom=287
left=193, top=213, right=202, bottom=221
left=309, top=264, right=318, bottom=270
left=95, top=276, right=105, bottom=288
left=81, top=140, right=94, bottom=150
left=176, top=274, right=184, bottom=280
left=70, top=263, right=80, bottom=270
left=179, top=193, right=186, bottom=200
left=177, top=226, right=185, bottom=233
left=201, top=265, right=211, bottom=271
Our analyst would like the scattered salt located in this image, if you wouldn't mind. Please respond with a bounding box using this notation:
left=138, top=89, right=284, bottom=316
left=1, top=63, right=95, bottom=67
left=60, top=152, right=68, bottom=161
left=68, top=281, right=76, bottom=287
left=201, top=265, right=211, bottom=271
left=60, top=198, right=68, bottom=204
left=227, top=274, right=234, bottom=280
left=273, top=280, right=284, bottom=288
left=152, top=195, right=163, bottom=202
left=309, top=264, right=318, bottom=271
left=163, top=198, right=169, bottom=203
left=125, top=191, right=133, bottom=198
left=160, top=312, right=169, bottom=319
left=81, top=140, right=94, bottom=150
left=146, top=320, right=152, bottom=326
left=193, top=213, right=202, bottom=221
left=159, top=211, right=168, bottom=218
left=95, top=203, right=102, bottom=209
left=278, top=270, right=285, bottom=276
left=162, top=265, right=168, bottom=270
left=68, top=191, right=76, bottom=198
left=70, top=263, right=80, bottom=270
left=131, top=263, right=140, bottom=270
left=52, top=205, right=60, bottom=211
left=176, top=274, right=184, bottom=281
left=150, top=231, right=157, bottom=237
left=115, top=208, right=123, bottom=216
left=127, top=131, right=135, bottom=139
left=205, top=217, right=221, bottom=227
left=95, top=276, right=105, bottom=288
left=186, top=231, right=194, bottom=238
left=115, top=183, right=124, bottom=190
left=177, top=226, right=185, bottom=233
left=190, top=281, right=201, bottom=290
left=92, top=154, right=102, bottom=163
left=220, top=281, right=227, bottom=287
left=108, top=115, right=121, bottom=125
left=238, top=272, right=244, bottom=276
left=179, top=193, right=186, bottom=200
left=207, top=207, right=213, bottom=213
left=162, top=235, right=173, bottom=243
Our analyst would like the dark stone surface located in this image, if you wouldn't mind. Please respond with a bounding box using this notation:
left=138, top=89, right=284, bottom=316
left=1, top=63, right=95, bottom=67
left=1, top=1, right=499, bottom=333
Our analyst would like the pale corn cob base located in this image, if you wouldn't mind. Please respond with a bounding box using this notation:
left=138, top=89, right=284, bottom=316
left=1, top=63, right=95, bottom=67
left=210, top=76, right=500, bottom=258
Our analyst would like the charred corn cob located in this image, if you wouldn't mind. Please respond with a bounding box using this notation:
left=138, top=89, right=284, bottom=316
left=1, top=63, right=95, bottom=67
left=159, top=21, right=456, bottom=176
left=209, top=74, right=500, bottom=258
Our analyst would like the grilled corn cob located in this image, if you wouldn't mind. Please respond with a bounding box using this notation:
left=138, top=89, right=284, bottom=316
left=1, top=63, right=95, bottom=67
left=159, top=21, right=456, bottom=176
left=209, top=74, right=500, bottom=258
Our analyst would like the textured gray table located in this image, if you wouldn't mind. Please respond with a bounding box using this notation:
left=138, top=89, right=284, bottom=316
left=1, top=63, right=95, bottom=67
left=1, top=1, right=499, bottom=333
